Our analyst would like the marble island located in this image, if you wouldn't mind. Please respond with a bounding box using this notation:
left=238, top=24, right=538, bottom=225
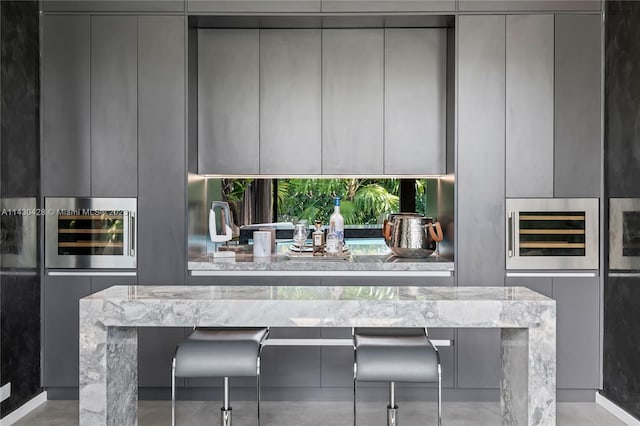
left=189, top=238, right=455, bottom=276
left=79, top=285, right=555, bottom=425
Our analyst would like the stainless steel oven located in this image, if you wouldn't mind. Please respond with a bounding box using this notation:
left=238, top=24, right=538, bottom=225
left=609, top=198, right=640, bottom=271
left=506, top=198, right=599, bottom=270
left=45, top=197, right=136, bottom=269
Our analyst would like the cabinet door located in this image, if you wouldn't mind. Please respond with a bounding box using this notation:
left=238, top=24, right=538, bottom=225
left=43, top=276, right=92, bottom=387
left=138, top=16, right=186, bottom=286
left=188, top=0, right=320, bottom=12
left=553, top=277, right=600, bottom=389
left=459, top=0, right=601, bottom=12
left=554, top=14, right=602, bottom=198
left=456, top=15, right=506, bottom=389
left=198, top=30, right=259, bottom=174
left=90, top=16, right=137, bottom=197
left=322, top=29, right=384, bottom=175
left=260, top=29, right=321, bottom=175
left=384, top=28, right=447, bottom=175
left=505, top=15, right=554, bottom=198
left=322, top=0, right=454, bottom=12
left=42, top=15, right=90, bottom=197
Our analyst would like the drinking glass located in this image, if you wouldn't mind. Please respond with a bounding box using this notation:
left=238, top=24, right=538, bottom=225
left=293, top=223, right=309, bottom=249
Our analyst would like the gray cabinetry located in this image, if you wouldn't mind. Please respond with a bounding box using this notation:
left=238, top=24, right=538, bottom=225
left=198, top=30, right=259, bottom=175
left=43, top=276, right=91, bottom=388
left=505, top=14, right=554, bottom=198
left=322, top=29, right=384, bottom=175
left=138, top=16, right=186, bottom=286
left=259, top=29, right=321, bottom=175
left=384, top=29, right=447, bottom=175
left=42, top=15, right=90, bottom=197
left=554, top=14, right=602, bottom=198
left=321, top=0, right=454, bottom=12
left=137, top=16, right=187, bottom=387
left=553, top=277, right=600, bottom=389
left=90, top=16, right=138, bottom=197
left=456, top=15, right=506, bottom=389
left=189, top=0, right=320, bottom=12
left=458, top=0, right=601, bottom=12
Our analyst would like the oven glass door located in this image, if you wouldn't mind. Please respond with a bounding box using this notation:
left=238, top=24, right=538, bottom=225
left=609, top=198, right=640, bottom=270
left=506, top=198, right=599, bottom=270
left=45, top=198, right=136, bottom=269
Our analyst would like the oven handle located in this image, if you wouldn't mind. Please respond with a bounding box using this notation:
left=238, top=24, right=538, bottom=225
left=129, top=213, right=135, bottom=257
left=508, top=212, right=514, bottom=257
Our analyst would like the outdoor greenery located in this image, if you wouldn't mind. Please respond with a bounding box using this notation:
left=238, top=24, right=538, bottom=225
left=220, top=178, right=426, bottom=226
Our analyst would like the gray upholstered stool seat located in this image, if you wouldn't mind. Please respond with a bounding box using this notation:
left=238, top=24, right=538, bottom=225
left=172, top=327, right=269, bottom=426
left=353, top=328, right=441, bottom=426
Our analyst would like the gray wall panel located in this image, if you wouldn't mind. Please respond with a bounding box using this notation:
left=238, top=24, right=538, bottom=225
left=456, top=15, right=506, bottom=389
left=459, top=0, right=601, bottom=12
left=260, top=29, right=322, bottom=175
left=198, top=30, right=259, bottom=174
left=505, top=14, right=554, bottom=198
left=42, top=15, right=90, bottom=197
left=322, top=29, right=384, bottom=175
left=554, top=14, right=602, bottom=198
left=138, top=16, right=186, bottom=285
left=189, top=0, right=320, bottom=12
left=384, top=28, right=447, bottom=175
left=90, top=16, right=138, bottom=198
left=322, top=0, right=455, bottom=12
left=42, top=0, right=185, bottom=11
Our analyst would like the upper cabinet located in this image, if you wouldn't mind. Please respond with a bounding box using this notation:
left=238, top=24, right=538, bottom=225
left=458, top=0, right=600, bottom=12
left=42, top=15, right=138, bottom=197
left=321, top=0, right=454, bottom=12
left=505, top=14, right=555, bottom=197
left=197, top=28, right=449, bottom=176
left=322, top=29, right=384, bottom=175
left=189, top=0, right=320, bottom=12
left=384, top=28, right=447, bottom=175
left=198, top=30, right=260, bottom=174
left=554, top=14, right=602, bottom=198
left=260, top=29, right=322, bottom=175
left=42, top=0, right=184, bottom=12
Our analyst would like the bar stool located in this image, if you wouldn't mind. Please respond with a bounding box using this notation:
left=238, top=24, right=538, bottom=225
left=353, top=328, right=441, bottom=426
left=171, top=327, right=270, bottom=426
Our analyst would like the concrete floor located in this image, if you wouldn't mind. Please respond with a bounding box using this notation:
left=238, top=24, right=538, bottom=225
left=13, top=400, right=625, bottom=425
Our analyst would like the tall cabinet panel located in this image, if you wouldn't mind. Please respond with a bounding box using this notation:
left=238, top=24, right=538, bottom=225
left=456, top=15, right=506, bottom=389
left=198, top=30, right=259, bottom=174
left=137, top=16, right=187, bottom=387
left=90, top=16, right=138, bottom=197
left=554, top=14, right=602, bottom=198
left=259, top=29, right=322, bottom=175
left=42, top=15, right=90, bottom=197
left=322, top=29, right=384, bottom=175
left=384, top=28, right=447, bottom=175
left=505, top=14, right=554, bottom=197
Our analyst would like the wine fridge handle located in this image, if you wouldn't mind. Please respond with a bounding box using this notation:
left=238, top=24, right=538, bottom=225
left=508, top=212, right=514, bottom=257
left=129, top=213, right=136, bottom=257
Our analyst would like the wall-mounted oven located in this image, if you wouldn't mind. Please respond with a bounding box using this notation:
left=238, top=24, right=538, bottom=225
left=45, top=197, right=136, bottom=269
left=506, top=198, right=599, bottom=270
left=609, top=198, right=640, bottom=271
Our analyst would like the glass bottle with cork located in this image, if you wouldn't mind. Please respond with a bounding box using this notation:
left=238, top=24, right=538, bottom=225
left=312, top=220, right=325, bottom=256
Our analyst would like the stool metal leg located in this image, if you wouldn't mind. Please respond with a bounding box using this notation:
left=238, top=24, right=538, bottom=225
left=387, top=381, right=398, bottom=426
left=256, top=357, right=261, bottom=426
left=437, top=364, right=442, bottom=426
left=171, top=358, right=176, bottom=426
left=221, top=377, right=232, bottom=426
left=353, top=362, right=357, bottom=426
